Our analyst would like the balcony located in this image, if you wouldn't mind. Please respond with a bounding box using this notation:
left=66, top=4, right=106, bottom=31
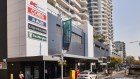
left=56, top=0, right=71, bottom=9
left=56, top=3, right=71, bottom=16
left=102, top=26, right=108, bottom=29
left=89, top=1, right=98, bottom=4
left=79, top=11, right=88, bottom=18
left=76, top=0, right=88, bottom=5
left=81, top=17, right=87, bottom=23
left=71, top=14, right=81, bottom=21
left=81, top=5, right=87, bottom=11
left=48, top=0, right=56, bottom=5
left=72, top=7, right=79, bottom=13
left=94, top=20, right=102, bottom=23
left=47, top=3, right=59, bottom=16
left=71, top=0, right=81, bottom=9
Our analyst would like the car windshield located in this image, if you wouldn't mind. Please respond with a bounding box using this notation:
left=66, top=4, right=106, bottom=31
left=80, top=72, right=88, bottom=74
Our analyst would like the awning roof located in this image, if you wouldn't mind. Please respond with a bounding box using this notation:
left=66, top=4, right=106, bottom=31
left=7, top=54, right=98, bottom=62
left=53, top=54, right=98, bottom=61
left=7, top=56, right=60, bottom=62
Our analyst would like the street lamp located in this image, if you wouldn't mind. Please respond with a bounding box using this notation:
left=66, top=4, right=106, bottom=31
left=58, top=12, right=72, bottom=79
left=130, top=41, right=140, bottom=45
left=58, top=14, right=69, bottom=79
left=58, top=13, right=65, bottom=79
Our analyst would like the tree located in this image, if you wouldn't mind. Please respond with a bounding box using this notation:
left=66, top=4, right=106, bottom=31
left=109, top=57, right=123, bottom=68
left=126, top=56, right=135, bottom=65
left=132, top=60, right=140, bottom=65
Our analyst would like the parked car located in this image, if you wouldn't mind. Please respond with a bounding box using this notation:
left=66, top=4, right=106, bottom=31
left=77, top=70, right=97, bottom=79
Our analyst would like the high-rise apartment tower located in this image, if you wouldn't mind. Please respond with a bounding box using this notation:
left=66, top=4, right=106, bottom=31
left=87, top=0, right=113, bottom=43
left=48, top=0, right=89, bottom=26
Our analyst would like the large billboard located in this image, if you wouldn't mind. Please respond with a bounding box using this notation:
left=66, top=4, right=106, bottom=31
left=26, top=0, right=48, bottom=56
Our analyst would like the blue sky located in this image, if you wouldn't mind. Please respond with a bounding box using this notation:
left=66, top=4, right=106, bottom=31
left=113, top=0, right=140, bottom=59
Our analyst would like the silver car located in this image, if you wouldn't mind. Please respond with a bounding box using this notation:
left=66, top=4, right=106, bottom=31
left=77, top=70, right=97, bottom=79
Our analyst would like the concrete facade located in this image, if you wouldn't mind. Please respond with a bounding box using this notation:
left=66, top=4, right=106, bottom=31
left=48, top=12, right=85, bottom=56
left=7, top=0, right=48, bottom=58
left=114, top=41, right=126, bottom=61
left=94, top=40, right=110, bottom=58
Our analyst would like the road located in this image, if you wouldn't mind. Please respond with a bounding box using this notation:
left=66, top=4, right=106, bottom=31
left=111, top=70, right=125, bottom=78
left=103, top=70, right=140, bottom=79
left=97, top=70, right=130, bottom=79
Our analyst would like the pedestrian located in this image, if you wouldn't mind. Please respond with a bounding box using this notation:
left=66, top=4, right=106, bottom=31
left=19, top=71, right=24, bottom=79
left=105, top=69, right=108, bottom=76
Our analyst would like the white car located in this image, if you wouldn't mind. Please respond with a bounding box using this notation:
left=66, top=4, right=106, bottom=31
left=77, top=70, right=97, bottom=79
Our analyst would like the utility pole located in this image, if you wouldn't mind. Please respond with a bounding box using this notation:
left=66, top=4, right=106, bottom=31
left=58, top=13, right=64, bottom=79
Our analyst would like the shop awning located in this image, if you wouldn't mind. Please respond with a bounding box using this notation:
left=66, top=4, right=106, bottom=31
left=7, top=56, right=60, bottom=62
left=53, top=53, right=98, bottom=61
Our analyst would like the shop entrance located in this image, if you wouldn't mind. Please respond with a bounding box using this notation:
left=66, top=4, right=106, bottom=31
left=25, top=66, right=32, bottom=79
left=25, top=66, right=40, bottom=79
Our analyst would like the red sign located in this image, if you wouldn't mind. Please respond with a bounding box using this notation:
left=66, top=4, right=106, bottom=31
left=28, top=7, right=46, bottom=20
left=30, top=1, right=37, bottom=8
left=0, top=62, right=2, bottom=69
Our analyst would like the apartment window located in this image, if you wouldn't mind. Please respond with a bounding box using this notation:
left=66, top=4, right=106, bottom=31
left=90, top=20, right=93, bottom=23
left=106, top=49, right=108, bottom=51
left=64, top=0, right=70, bottom=4
left=101, top=47, right=105, bottom=50
left=94, top=28, right=99, bottom=30
left=89, top=15, right=93, bottom=18
left=94, top=16, right=98, bottom=18
left=94, top=24, right=99, bottom=26
left=94, top=12, right=98, bottom=14
left=95, top=44, right=100, bottom=48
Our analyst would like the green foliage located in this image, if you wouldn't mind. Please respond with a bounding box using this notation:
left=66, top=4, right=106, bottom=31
left=126, top=56, right=135, bottom=65
left=132, top=60, right=140, bottom=65
left=93, top=34, right=106, bottom=42
left=109, top=57, right=123, bottom=67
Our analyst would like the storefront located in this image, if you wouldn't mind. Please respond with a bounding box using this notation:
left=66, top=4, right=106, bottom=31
left=7, top=56, right=61, bottom=79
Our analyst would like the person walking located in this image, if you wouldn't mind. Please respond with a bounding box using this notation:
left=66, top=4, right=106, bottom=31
left=19, top=71, right=24, bottom=79
left=105, top=69, right=108, bottom=76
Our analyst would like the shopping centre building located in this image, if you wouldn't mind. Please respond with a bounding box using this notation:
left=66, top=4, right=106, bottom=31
left=0, top=0, right=111, bottom=79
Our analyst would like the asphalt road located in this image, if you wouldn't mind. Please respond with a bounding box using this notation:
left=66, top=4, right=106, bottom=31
left=97, top=70, right=126, bottom=79
left=103, top=70, right=140, bottom=79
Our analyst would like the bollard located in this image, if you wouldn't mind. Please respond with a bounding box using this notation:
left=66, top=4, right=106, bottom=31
left=10, top=74, right=13, bottom=79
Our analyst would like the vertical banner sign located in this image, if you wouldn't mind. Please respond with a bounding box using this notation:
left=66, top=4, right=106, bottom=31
left=26, top=0, right=48, bottom=56
left=62, top=19, right=72, bottom=50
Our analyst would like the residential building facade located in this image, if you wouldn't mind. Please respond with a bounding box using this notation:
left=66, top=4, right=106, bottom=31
left=87, top=0, right=114, bottom=61
left=87, top=0, right=113, bottom=43
left=114, top=41, right=126, bottom=62
left=94, top=40, right=110, bottom=71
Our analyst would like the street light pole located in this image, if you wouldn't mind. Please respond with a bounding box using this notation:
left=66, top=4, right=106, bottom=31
left=61, top=50, right=64, bottom=79
left=58, top=13, right=64, bottom=79
left=58, top=13, right=71, bottom=79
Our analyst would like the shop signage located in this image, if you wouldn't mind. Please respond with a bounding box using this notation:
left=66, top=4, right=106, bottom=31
left=26, top=0, right=48, bottom=55
left=28, top=32, right=46, bottom=41
left=0, top=62, right=2, bottom=69
left=28, top=23, right=46, bottom=34
left=29, top=1, right=45, bottom=11
left=28, top=15, right=46, bottom=27
left=28, top=7, right=46, bottom=20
